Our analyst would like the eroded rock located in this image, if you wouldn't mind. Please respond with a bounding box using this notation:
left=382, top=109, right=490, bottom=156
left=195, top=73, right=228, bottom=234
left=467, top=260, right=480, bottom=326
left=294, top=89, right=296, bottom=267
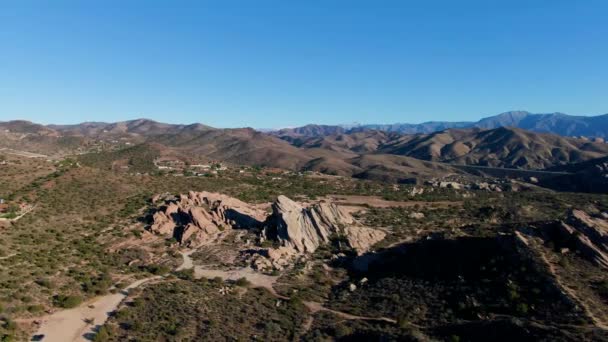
left=149, top=191, right=266, bottom=246
left=554, top=209, right=608, bottom=269
left=264, top=195, right=385, bottom=255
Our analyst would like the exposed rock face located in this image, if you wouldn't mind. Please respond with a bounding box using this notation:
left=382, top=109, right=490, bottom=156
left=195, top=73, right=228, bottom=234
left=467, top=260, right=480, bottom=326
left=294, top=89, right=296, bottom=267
left=555, top=209, right=608, bottom=269
left=149, top=191, right=266, bottom=246
left=149, top=192, right=386, bottom=270
left=264, top=195, right=385, bottom=254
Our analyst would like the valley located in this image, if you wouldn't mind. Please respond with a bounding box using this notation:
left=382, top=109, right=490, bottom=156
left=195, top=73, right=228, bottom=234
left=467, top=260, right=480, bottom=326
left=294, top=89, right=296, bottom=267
left=3, top=1, right=607, bottom=340
left=0, top=117, right=607, bottom=341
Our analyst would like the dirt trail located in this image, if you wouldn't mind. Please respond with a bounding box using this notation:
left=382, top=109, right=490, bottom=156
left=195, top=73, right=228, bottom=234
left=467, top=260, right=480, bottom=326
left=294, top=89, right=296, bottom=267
left=303, top=301, right=396, bottom=323
left=323, top=195, right=462, bottom=209
left=0, top=148, right=48, bottom=158
left=531, top=238, right=608, bottom=330
left=176, top=250, right=195, bottom=271
left=302, top=301, right=397, bottom=332
left=179, top=251, right=285, bottom=298
left=0, top=253, right=17, bottom=260
left=0, top=205, right=36, bottom=222
left=31, top=248, right=201, bottom=341
left=33, top=276, right=161, bottom=341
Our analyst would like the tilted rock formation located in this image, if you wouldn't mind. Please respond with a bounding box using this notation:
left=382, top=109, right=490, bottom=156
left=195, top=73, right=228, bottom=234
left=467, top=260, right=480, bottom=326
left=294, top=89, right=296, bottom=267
left=149, top=191, right=266, bottom=245
left=555, top=209, right=608, bottom=269
left=149, top=192, right=386, bottom=270
left=264, top=195, right=385, bottom=254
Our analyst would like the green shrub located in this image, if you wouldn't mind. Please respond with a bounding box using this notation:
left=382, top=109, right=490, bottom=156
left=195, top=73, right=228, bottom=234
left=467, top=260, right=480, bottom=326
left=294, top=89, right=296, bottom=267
left=35, top=278, right=54, bottom=288
left=27, top=304, right=44, bottom=313
left=53, top=294, right=83, bottom=308
left=235, top=277, right=250, bottom=287
left=94, top=325, right=110, bottom=342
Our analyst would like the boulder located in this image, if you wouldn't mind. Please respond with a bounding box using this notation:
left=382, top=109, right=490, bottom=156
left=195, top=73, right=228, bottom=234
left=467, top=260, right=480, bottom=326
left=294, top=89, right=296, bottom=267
left=408, top=212, right=425, bottom=219
left=439, top=181, right=462, bottom=190
left=410, top=187, right=424, bottom=196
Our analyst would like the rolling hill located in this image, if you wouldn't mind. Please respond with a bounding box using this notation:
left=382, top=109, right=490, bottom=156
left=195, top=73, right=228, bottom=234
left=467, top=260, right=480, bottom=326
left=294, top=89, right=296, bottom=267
left=2, top=118, right=608, bottom=184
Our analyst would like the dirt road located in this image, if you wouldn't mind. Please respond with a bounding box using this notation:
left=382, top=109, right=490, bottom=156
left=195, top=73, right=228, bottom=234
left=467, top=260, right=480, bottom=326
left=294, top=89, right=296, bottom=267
left=33, top=276, right=160, bottom=341
left=179, top=250, right=284, bottom=298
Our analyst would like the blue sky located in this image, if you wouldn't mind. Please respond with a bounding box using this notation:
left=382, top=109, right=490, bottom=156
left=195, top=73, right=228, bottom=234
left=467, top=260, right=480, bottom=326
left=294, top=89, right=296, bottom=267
left=0, top=1, right=607, bottom=128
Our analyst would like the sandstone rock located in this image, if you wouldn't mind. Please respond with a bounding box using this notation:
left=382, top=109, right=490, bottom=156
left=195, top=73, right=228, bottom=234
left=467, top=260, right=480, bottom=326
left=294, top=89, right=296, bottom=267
left=474, top=182, right=490, bottom=190
left=439, top=181, right=462, bottom=190
left=343, top=226, right=386, bottom=253
left=264, top=195, right=384, bottom=255
left=553, top=209, right=608, bottom=269
left=557, top=222, right=608, bottom=269
left=149, top=191, right=266, bottom=245
left=150, top=212, right=176, bottom=235
left=568, top=209, right=608, bottom=250
left=408, top=212, right=425, bottom=219
left=410, top=186, right=424, bottom=196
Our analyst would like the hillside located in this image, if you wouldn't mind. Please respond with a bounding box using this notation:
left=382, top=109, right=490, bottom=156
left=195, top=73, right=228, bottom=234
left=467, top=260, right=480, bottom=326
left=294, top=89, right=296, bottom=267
left=539, top=156, right=608, bottom=193
left=3, top=119, right=608, bottom=183
left=280, top=126, right=608, bottom=170
left=378, top=127, right=608, bottom=169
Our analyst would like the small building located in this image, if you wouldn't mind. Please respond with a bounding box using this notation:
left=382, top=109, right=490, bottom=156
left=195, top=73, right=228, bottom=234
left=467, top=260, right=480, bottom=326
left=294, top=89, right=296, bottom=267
left=0, top=198, right=4, bottom=204
left=0, top=204, right=8, bottom=213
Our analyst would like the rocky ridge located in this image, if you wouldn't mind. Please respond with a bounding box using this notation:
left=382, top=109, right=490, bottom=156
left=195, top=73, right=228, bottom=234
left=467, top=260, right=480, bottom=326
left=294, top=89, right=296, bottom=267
left=264, top=195, right=385, bottom=254
left=555, top=209, right=608, bottom=269
left=149, top=191, right=266, bottom=246
left=148, top=191, right=385, bottom=270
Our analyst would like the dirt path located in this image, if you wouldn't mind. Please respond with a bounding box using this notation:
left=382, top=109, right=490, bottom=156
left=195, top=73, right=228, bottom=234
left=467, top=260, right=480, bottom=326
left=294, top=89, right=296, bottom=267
left=33, top=276, right=161, bottom=341
left=0, top=253, right=17, bottom=260
left=303, top=301, right=396, bottom=323
left=302, top=301, right=397, bottom=332
left=530, top=237, right=608, bottom=330
left=176, top=250, right=195, bottom=271
left=0, top=205, right=36, bottom=222
left=31, top=248, right=201, bottom=341
left=0, top=148, right=48, bottom=159
left=323, top=195, right=462, bottom=209
left=179, top=250, right=285, bottom=298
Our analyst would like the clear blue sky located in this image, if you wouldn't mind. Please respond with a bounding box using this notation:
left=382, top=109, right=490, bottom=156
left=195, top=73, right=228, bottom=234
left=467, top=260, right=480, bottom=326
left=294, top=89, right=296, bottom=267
left=0, top=1, right=607, bottom=128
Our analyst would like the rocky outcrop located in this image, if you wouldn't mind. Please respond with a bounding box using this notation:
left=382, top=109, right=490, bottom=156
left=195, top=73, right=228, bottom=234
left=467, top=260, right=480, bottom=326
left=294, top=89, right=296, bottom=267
left=149, top=191, right=266, bottom=246
left=149, top=192, right=386, bottom=270
left=555, top=209, right=608, bottom=269
left=264, top=195, right=385, bottom=254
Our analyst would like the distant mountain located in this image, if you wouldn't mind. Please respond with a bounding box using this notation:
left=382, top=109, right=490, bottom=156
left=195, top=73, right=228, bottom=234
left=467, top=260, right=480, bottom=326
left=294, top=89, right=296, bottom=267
left=270, top=111, right=608, bottom=138
left=473, top=111, right=608, bottom=138
left=377, top=126, right=608, bottom=169
left=359, top=121, right=472, bottom=134
left=284, top=126, right=608, bottom=170
left=274, top=124, right=347, bottom=137
left=48, top=119, right=215, bottom=137
left=3, top=117, right=608, bottom=185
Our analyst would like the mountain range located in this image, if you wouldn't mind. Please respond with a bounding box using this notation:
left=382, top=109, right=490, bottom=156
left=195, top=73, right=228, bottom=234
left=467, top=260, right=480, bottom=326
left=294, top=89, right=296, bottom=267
left=3, top=112, right=608, bottom=188
left=273, top=111, right=608, bottom=138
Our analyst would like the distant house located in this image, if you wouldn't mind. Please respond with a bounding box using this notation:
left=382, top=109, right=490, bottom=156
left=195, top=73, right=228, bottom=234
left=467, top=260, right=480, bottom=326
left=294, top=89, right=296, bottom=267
left=0, top=204, right=8, bottom=213
left=0, top=198, right=4, bottom=204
